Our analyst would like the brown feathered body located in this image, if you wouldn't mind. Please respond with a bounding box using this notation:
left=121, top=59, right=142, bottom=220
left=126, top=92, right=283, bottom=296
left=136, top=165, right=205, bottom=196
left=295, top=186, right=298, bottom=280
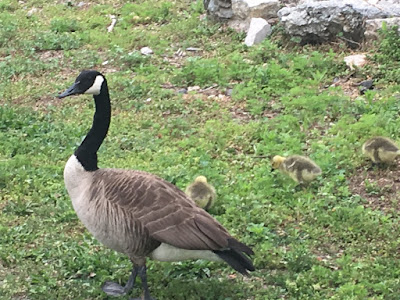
left=64, top=155, right=253, bottom=271
left=362, top=136, right=400, bottom=163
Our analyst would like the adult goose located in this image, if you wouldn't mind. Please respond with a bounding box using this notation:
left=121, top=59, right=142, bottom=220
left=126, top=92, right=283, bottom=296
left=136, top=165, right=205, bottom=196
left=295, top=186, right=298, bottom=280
left=58, top=70, right=255, bottom=299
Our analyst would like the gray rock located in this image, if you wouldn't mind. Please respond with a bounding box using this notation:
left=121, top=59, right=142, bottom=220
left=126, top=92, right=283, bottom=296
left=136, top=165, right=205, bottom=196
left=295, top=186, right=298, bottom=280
left=228, top=0, right=280, bottom=32
left=278, top=1, right=365, bottom=46
left=299, top=0, right=400, bottom=18
left=227, top=18, right=252, bottom=32
left=177, top=88, right=188, bottom=94
left=232, top=0, right=280, bottom=20
left=26, top=7, right=38, bottom=17
left=204, top=0, right=233, bottom=19
left=244, top=18, right=272, bottom=46
left=226, top=88, right=233, bottom=96
left=359, top=79, right=374, bottom=94
left=140, top=47, right=153, bottom=56
left=365, top=17, right=400, bottom=41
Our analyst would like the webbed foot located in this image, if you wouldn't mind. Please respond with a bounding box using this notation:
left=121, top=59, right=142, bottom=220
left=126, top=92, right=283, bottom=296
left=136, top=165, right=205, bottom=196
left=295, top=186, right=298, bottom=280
left=102, top=266, right=138, bottom=296
left=102, top=281, right=127, bottom=296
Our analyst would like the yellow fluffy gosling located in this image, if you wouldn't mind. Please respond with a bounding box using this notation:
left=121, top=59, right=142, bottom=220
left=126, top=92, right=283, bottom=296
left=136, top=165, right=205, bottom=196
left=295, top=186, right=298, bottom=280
left=362, top=136, right=400, bottom=164
left=272, top=155, right=322, bottom=184
left=185, top=176, right=216, bottom=210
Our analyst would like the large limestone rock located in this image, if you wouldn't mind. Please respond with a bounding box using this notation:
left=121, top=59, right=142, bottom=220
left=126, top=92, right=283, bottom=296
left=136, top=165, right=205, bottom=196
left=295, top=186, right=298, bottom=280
left=298, top=0, right=400, bottom=18
left=365, top=17, right=400, bottom=40
left=278, top=1, right=366, bottom=45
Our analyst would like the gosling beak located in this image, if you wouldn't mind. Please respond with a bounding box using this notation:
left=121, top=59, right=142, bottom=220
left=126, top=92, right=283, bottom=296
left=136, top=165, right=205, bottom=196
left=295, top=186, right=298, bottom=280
left=58, top=82, right=79, bottom=99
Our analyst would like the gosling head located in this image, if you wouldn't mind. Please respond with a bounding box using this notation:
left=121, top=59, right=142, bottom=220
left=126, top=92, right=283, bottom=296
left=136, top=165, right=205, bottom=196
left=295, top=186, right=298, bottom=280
left=58, top=70, right=105, bottom=99
left=271, top=155, right=286, bottom=169
left=194, top=176, right=208, bottom=183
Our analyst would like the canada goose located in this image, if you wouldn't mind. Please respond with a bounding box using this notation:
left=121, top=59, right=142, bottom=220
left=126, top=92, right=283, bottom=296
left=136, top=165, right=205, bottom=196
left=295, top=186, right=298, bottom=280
left=185, top=176, right=216, bottom=210
left=362, top=136, right=400, bottom=164
left=58, top=70, right=254, bottom=299
left=271, top=155, right=321, bottom=184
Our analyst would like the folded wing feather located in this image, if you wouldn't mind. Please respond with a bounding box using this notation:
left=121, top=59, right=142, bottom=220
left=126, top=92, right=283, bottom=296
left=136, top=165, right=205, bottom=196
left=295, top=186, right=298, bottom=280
left=94, top=169, right=236, bottom=252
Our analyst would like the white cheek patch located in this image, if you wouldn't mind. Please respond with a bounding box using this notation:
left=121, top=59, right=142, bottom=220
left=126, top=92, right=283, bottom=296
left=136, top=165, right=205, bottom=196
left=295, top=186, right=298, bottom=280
left=85, top=75, right=104, bottom=95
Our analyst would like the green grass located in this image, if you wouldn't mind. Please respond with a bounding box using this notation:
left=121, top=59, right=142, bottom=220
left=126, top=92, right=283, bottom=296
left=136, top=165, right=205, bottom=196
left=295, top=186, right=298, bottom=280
left=1, top=0, right=400, bottom=299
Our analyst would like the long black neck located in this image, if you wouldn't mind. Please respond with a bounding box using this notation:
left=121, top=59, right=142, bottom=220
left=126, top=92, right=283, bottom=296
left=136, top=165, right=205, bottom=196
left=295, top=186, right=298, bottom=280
left=75, top=80, right=111, bottom=171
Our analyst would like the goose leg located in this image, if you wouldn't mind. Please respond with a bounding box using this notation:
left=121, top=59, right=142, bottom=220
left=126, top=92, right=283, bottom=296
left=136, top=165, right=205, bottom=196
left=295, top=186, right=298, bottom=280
left=131, top=265, right=155, bottom=300
left=102, top=267, right=138, bottom=296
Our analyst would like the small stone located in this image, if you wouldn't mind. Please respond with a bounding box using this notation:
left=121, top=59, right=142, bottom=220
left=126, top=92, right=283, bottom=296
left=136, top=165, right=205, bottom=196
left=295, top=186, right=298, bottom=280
left=177, top=88, right=188, bottom=94
left=244, top=18, right=271, bottom=46
left=145, top=98, right=152, bottom=102
left=188, top=86, right=200, bottom=92
left=344, top=54, right=367, bottom=70
left=186, top=47, right=202, bottom=51
left=175, top=48, right=185, bottom=56
left=359, top=80, right=374, bottom=89
left=26, top=7, right=38, bottom=17
left=102, top=60, right=109, bottom=66
left=132, top=15, right=141, bottom=22
left=107, top=15, right=117, bottom=33
left=359, top=80, right=374, bottom=95
left=77, top=2, right=86, bottom=7
left=140, top=47, right=153, bottom=56
left=226, top=88, right=233, bottom=96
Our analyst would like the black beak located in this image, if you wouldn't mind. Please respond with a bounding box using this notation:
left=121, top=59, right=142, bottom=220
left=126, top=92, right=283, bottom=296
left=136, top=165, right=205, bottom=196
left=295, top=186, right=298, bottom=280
left=58, top=82, right=79, bottom=99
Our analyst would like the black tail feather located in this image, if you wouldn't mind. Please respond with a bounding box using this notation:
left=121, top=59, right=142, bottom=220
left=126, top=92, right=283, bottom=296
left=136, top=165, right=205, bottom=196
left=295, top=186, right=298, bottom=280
left=227, top=238, right=254, bottom=256
left=214, top=243, right=255, bottom=276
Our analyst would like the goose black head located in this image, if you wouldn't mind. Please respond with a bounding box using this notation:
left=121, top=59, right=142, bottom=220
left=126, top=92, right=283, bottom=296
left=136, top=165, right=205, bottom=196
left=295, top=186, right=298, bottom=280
left=58, top=70, right=105, bottom=99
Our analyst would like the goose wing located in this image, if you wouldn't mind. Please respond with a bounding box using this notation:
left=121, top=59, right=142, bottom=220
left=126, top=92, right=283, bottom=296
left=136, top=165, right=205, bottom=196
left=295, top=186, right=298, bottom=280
left=94, top=168, right=248, bottom=252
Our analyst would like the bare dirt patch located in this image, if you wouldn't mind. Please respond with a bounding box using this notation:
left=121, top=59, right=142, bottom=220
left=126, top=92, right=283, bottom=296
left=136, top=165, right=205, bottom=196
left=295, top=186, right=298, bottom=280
left=326, top=72, right=377, bottom=100
left=161, top=83, right=258, bottom=123
left=348, top=161, right=400, bottom=212
left=38, top=50, right=64, bottom=62
left=11, top=91, right=63, bottom=113
left=328, top=76, right=362, bottom=99
left=262, top=99, right=281, bottom=120
left=32, top=95, right=63, bottom=111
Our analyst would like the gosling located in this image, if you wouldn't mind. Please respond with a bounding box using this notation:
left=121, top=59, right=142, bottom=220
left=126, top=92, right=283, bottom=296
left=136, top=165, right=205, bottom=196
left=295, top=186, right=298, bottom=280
left=185, top=176, right=216, bottom=210
left=362, top=136, right=400, bottom=164
left=272, top=155, right=322, bottom=184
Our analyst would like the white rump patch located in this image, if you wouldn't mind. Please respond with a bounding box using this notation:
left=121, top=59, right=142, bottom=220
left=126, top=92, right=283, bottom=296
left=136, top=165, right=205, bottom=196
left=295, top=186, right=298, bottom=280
left=149, top=243, right=222, bottom=262
left=85, top=75, right=104, bottom=95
